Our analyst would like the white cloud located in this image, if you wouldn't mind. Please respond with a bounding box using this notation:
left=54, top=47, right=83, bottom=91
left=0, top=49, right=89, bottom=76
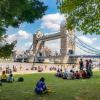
left=6, top=30, right=33, bottom=53
left=78, top=36, right=97, bottom=44
left=95, top=47, right=100, bottom=50
left=41, top=13, right=65, bottom=31
left=6, top=30, right=32, bottom=43
left=75, top=46, right=89, bottom=55
left=45, top=39, right=60, bottom=53
left=92, top=38, right=97, bottom=41
left=14, top=41, right=32, bottom=53
left=24, top=42, right=32, bottom=48
left=18, top=30, right=29, bottom=39
left=75, top=36, right=98, bottom=55
left=6, top=34, right=16, bottom=43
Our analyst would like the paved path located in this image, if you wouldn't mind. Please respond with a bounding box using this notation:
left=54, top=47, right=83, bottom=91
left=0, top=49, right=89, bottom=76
left=0, top=62, right=99, bottom=75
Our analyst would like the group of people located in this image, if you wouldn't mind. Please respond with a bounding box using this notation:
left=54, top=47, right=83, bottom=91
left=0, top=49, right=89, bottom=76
left=56, top=69, right=92, bottom=80
left=0, top=69, right=25, bottom=86
left=49, top=66, right=57, bottom=71
left=0, top=69, right=47, bottom=94
left=0, top=59, right=94, bottom=95
left=31, top=65, right=58, bottom=72
left=56, top=59, right=93, bottom=80
left=0, top=65, right=17, bottom=74
left=79, top=59, right=93, bottom=77
left=0, top=70, right=14, bottom=84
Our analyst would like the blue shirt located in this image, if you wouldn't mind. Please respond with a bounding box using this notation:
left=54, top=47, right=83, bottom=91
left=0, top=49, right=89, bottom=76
left=35, top=80, right=46, bottom=93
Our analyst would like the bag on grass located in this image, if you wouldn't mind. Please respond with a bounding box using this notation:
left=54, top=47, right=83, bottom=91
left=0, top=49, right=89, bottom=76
left=17, top=77, right=24, bottom=82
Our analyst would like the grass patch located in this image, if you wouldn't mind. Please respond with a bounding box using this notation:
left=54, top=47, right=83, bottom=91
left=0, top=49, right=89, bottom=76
left=0, top=71, right=100, bottom=100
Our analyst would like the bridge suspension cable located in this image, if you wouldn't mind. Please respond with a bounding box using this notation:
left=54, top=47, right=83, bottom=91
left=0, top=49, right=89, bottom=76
left=75, top=41, right=97, bottom=55
left=75, top=40, right=100, bottom=54
left=66, top=33, right=100, bottom=55
left=75, top=35, right=100, bottom=54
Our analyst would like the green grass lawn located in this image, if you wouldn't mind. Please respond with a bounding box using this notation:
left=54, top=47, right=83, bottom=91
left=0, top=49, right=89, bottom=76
left=0, top=71, right=100, bottom=100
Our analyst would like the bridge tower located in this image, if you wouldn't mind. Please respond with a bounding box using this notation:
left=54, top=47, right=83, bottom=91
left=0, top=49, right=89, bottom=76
left=60, top=23, right=75, bottom=63
left=33, top=31, right=45, bottom=62
left=60, top=23, right=68, bottom=63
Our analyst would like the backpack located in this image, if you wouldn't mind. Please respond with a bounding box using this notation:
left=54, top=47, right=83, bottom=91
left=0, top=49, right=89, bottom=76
left=17, top=77, right=24, bottom=82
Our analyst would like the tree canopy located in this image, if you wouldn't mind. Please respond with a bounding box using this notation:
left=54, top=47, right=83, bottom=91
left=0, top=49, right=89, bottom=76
left=0, top=41, right=16, bottom=58
left=0, top=0, right=47, bottom=35
left=59, top=0, right=100, bottom=34
left=0, top=0, right=47, bottom=58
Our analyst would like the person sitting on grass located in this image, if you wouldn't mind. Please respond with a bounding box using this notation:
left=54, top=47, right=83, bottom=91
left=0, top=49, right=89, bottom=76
left=63, top=69, right=68, bottom=79
left=74, top=71, right=80, bottom=79
left=67, top=70, right=75, bottom=80
left=81, top=70, right=87, bottom=79
left=1, top=71, right=7, bottom=82
left=35, top=77, right=47, bottom=94
left=56, top=69, right=63, bottom=77
left=55, top=69, right=60, bottom=76
left=7, top=73, right=14, bottom=83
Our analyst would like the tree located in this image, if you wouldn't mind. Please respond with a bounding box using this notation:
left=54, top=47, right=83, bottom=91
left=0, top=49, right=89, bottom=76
left=59, top=0, right=100, bottom=34
left=0, top=0, right=47, bottom=35
left=0, top=42, right=15, bottom=58
left=0, top=0, right=47, bottom=58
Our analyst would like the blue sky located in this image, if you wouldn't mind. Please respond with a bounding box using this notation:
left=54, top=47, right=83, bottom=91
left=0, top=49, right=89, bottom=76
left=6, top=0, right=100, bottom=54
left=6, top=0, right=58, bottom=34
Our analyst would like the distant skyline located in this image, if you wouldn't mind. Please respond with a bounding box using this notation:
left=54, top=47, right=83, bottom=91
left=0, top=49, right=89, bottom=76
left=6, top=0, right=100, bottom=54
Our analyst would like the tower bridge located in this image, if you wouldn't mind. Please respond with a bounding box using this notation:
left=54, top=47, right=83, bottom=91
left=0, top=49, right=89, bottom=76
left=14, top=23, right=100, bottom=63
left=33, top=23, right=75, bottom=63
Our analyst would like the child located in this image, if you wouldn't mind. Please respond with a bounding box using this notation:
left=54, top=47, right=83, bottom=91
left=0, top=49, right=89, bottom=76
left=1, top=71, right=7, bottom=82
left=7, top=74, right=14, bottom=82
left=35, top=77, right=47, bottom=94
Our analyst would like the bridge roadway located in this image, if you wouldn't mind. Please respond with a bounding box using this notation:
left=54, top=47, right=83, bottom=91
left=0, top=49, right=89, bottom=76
left=16, top=54, right=100, bottom=60
left=69, top=55, right=100, bottom=58
left=40, top=32, right=66, bottom=41
left=37, top=54, right=100, bottom=59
